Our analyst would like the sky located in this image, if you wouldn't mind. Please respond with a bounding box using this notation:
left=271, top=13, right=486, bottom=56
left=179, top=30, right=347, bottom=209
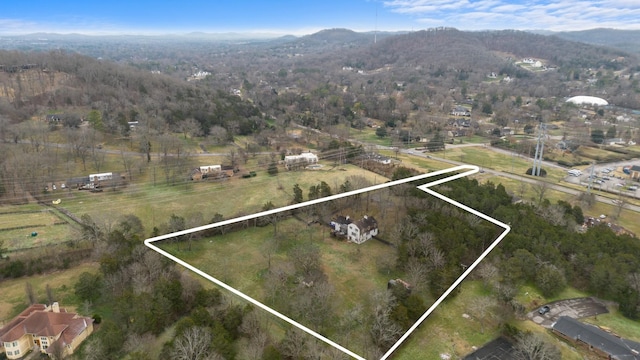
left=1, top=0, right=639, bottom=36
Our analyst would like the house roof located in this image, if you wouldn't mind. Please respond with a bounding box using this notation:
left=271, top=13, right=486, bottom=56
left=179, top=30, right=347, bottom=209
left=46, top=317, right=91, bottom=354
left=552, top=316, right=640, bottom=359
left=0, top=304, right=46, bottom=340
left=351, top=215, right=377, bottom=232
left=0, top=305, right=93, bottom=344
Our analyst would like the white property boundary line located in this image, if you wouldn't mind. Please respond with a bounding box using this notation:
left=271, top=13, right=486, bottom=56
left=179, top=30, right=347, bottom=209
left=144, top=164, right=511, bottom=360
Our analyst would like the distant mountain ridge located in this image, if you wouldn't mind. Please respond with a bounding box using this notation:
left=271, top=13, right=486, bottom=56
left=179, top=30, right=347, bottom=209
left=544, top=29, right=640, bottom=55
left=327, top=28, right=636, bottom=73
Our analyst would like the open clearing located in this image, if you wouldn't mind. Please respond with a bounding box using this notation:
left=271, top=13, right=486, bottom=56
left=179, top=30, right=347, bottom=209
left=0, top=262, right=99, bottom=324
left=159, top=213, right=409, bottom=356
left=57, top=162, right=383, bottom=231
left=0, top=204, right=74, bottom=251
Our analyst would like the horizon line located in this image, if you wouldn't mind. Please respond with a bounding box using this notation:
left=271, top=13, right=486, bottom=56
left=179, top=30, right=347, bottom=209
left=0, top=26, right=634, bottom=38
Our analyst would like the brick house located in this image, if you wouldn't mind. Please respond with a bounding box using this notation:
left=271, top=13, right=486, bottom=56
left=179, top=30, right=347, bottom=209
left=0, top=303, right=93, bottom=359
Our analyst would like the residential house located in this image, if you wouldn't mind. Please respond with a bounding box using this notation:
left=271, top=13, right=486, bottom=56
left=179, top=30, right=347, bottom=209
left=451, top=106, right=471, bottom=117
left=191, top=165, right=233, bottom=180
left=448, top=118, right=471, bottom=128
left=362, top=153, right=392, bottom=165
left=451, top=128, right=469, bottom=137
left=347, top=215, right=378, bottom=244
left=284, top=152, right=318, bottom=170
left=551, top=316, right=640, bottom=359
left=199, top=165, right=222, bottom=174
left=330, top=215, right=352, bottom=235
left=605, top=138, right=626, bottom=146
left=0, top=303, right=93, bottom=359
left=45, top=114, right=62, bottom=123
left=190, top=168, right=204, bottom=181
left=88, top=172, right=113, bottom=182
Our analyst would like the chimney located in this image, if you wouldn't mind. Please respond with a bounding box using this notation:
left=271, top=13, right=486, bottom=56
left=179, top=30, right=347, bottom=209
left=52, top=302, right=60, bottom=313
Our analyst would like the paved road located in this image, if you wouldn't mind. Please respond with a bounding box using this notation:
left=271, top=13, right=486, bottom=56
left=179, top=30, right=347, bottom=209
left=399, top=148, right=640, bottom=214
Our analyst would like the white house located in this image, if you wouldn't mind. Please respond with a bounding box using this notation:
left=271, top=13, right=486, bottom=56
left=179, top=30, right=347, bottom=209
left=347, top=215, right=378, bottom=244
left=199, top=165, right=222, bottom=174
left=284, top=152, right=318, bottom=170
left=88, top=172, right=113, bottom=182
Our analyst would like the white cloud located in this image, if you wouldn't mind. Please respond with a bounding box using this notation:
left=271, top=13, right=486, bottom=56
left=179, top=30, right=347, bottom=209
left=382, top=0, right=640, bottom=30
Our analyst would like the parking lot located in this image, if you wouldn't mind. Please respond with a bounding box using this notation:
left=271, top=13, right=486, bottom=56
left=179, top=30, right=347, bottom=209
left=563, top=159, right=640, bottom=196
left=528, top=297, right=609, bottom=328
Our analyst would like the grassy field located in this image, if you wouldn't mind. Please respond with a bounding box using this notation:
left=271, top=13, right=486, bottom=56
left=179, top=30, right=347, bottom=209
left=55, top=162, right=382, bottom=234
left=0, top=262, right=99, bottom=324
left=394, top=281, right=500, bottom=359
left=583, top=308, right=640, bottom=341
left=0, top=204, right=75, bottom=251
left=424, top=145, right=568, bottom=181
left=393, top=281, right=583, bottom=360
left=159, top=216, right=403, bottom=355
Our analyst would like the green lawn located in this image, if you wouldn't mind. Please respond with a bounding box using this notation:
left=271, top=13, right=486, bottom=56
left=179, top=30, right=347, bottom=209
left=583, top=308, right=640, bottom=341
left=58, top=162, right=383, bottom=234
left=394, top=281, right=500, bottom=359
left=0, top=204, right=75, bottom=251
left=0, top=262, right=99, bottom=321
left=159, top=216, right=400, bottom=356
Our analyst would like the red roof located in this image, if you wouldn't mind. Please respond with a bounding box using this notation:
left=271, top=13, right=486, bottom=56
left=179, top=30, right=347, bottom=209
left=0, top=305, right=92, bottom=345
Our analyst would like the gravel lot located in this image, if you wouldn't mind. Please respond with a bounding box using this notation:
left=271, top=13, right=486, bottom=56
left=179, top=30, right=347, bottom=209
left=528, top=297, right=609, bottom=328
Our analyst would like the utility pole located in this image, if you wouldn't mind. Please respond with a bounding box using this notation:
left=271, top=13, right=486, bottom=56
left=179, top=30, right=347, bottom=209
left=586, top=162, right=596, bottom=194
left=532, top=123, right=547, bottom=176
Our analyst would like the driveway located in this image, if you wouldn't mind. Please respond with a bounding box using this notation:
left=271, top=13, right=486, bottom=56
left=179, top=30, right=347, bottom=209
left=528, top=297, right=609, bottom=328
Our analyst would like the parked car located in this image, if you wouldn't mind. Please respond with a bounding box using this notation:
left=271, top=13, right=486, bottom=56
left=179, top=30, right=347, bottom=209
left=538, top=305, right=550, bottom=315
left=629, top=186, right=639, bottom=191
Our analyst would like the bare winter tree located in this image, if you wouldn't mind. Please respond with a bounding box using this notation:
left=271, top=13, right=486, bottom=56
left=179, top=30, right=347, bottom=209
left=25, top=282, right=36, bottom=304
left=171, top=326, right=214, bottom=360
left=429, top=247, right=446, bottom=270
left=369, top=290, right=403, bottom=351
left=81, top=337, right=106, bottom=360
left=46, top=284, right=55, bottom=304
left=467, top=296, right=498, bottom=334
left=239, top=310, right=269, bottom=359
left=613, top=196, right=627, bottom=219
left=280, top=328, right=309, bottom=359
left=123, top=333, right=156, bottom=356
left=475, top=261, right=499, bottom=290
left=404, top=258, right=429, bottom=292
left=536, top=204, right=568, bottom=227
left=513, top=332, right=561, bottom=360
left=531, top=181, right=549, bottom=205
left=49, top=340, right=66, bottom=360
